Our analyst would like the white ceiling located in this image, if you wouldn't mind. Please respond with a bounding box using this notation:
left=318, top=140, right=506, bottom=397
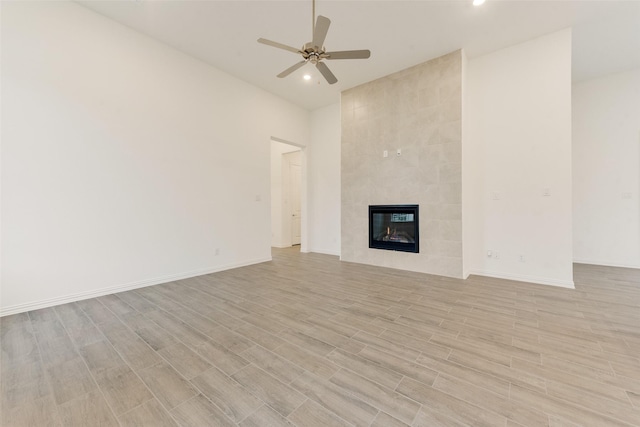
left=78, top=0, right=640, bottom=111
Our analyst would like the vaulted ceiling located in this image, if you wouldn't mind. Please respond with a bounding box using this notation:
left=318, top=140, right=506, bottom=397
left=79, top=0, right=640, bottom=110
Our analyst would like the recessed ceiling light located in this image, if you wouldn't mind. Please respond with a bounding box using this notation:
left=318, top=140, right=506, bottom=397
left=303, top=74, right=312, bottom=81
left=473, top=0, right=485, bottom=5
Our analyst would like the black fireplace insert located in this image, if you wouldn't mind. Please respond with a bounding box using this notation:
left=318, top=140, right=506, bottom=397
left=369, top=205, right=419, bottom=253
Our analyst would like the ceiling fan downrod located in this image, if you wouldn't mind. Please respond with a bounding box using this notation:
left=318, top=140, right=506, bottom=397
left=312, top=0, right=316, bottom=39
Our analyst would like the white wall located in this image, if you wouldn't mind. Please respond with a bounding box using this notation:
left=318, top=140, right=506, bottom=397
left=1, top=1, right=309, bottom=315
left=461, top=50, right=470, bottom=279
left=573, top=69, right=640, bottom=268
left=464, top=29, right=574, bottom=287
left=307, top=103, right=341, bottom=256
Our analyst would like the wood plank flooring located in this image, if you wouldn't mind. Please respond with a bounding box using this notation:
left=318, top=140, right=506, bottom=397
left=2, top=247, right=640, bottom=426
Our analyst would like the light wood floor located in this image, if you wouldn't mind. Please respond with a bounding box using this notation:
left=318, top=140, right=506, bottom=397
left=2, top=248, right=640, bottom=426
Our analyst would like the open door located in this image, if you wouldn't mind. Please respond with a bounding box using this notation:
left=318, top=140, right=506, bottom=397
left=290, top=161, right=302, bottom=245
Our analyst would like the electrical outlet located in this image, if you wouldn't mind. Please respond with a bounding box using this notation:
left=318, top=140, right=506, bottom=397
left=494, top=251, right=499, bottom=259
left=215, top=248, right=220, bottom=256
left=383, top=150, right=388, bottom=158
left=519, top=255, right=525, bottom=262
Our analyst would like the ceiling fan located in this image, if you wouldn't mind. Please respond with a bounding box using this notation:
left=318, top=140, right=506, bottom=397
left=257, top=0, right=371, bottom=85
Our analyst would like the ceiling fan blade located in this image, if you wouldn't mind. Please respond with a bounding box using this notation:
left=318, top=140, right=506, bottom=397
left=316, top=62, right=337, bottom=84
left=312, top=15, right=331, bottom=48
left=258, top=38, right=301, bottom=54
left=277, top=61, right=307, bottom=78
left=325, top=50, right=371, bottom=60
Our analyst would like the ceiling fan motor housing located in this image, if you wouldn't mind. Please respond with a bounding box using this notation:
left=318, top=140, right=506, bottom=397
left=303, top=43, right=325, bottom=64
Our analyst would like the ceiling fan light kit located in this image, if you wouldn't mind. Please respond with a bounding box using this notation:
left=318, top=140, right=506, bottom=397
left=258, top=0, right=371, bottom=85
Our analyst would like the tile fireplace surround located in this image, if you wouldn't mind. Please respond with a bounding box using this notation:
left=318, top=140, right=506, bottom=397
left=341, top=50, right=462, bottom=278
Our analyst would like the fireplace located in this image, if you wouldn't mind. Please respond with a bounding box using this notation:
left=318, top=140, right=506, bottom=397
left=369, top=205, right=419, bottom=253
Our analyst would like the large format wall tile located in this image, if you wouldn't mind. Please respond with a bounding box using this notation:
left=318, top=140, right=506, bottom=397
left=341, top=50, right=463, bottom=278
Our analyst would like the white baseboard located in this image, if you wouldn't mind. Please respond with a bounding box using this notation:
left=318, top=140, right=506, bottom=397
left=573, top=258, right=640, bottom=269
left=0, top=256, right=272, bottom=317
left=271, top=244, right=291, bottom=249
left=467, top=269, right=575, bottom=289
left=307, top=248, right=341, bottom=257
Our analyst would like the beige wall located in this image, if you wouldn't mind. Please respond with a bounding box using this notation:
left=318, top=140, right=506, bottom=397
left=341, top=51, right=463, bottom=278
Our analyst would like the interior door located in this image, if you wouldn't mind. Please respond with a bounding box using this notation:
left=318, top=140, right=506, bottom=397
left=290, top=162, right=302, bottom=245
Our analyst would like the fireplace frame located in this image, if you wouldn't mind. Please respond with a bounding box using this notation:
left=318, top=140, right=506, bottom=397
left=368, top=204, right=419, bottom=253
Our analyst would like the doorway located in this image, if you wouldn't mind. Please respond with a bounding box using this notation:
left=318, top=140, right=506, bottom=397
left=270, top=140, right=303, bottom=248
